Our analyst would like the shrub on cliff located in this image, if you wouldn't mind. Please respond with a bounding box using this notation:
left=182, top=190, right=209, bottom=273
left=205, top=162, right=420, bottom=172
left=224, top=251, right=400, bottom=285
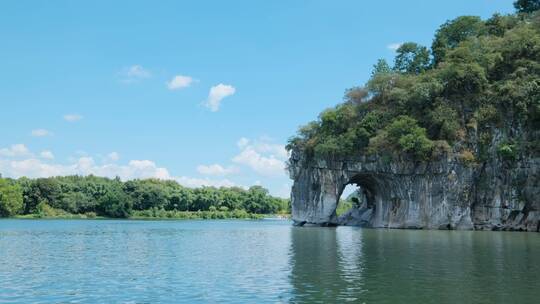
left=368, top=116, right=434, bottom=160
left=498, top=142, right=519, bottom=161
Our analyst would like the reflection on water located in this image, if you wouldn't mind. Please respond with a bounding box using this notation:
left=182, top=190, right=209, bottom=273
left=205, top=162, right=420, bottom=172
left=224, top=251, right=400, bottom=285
left=0, top=220, right=293, bottom=303
left=0, top=220, right=539, bottom=303
left=288, top=227, right=540, bottom=304
left=289, top=227, right=365, bottom=302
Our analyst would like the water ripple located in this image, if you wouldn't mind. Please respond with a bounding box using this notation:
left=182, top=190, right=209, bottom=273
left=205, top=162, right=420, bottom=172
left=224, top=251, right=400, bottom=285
left=1, top=220, right=539, bottom=303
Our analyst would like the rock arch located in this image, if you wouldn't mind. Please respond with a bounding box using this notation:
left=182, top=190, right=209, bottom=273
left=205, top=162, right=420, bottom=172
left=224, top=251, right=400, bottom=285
left=287, top=149, right=540, bottom=231
left=336, top=174, right=385, bottom=227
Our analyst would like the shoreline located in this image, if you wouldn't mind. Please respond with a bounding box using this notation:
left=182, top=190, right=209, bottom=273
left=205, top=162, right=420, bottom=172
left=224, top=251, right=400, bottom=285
left=6, top=213, right=291, bottom=221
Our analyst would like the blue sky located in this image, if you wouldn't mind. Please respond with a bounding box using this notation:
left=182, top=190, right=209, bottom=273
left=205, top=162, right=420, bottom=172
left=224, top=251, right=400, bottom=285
left=0, top=0, right=515, bottom=197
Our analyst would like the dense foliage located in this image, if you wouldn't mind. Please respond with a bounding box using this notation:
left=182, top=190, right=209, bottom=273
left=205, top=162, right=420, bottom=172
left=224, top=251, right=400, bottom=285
left=0, top=175, right=289, bottom=218
left=287, top=3, right=540, bottom=162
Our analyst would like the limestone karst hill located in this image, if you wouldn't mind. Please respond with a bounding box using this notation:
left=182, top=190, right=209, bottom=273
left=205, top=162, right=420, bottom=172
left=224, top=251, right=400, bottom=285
left=287, top=4, right=540, bottom=231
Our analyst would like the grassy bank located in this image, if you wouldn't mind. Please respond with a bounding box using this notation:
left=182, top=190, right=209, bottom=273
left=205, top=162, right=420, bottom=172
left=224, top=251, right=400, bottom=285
left=14, top=213, right=106, bottom=220
left=12, top=207, right=290, bottom=220
left=131, top=209, right=268, bottom=220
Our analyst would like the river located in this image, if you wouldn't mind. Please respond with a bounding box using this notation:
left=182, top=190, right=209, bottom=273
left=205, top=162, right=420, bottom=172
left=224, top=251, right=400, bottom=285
left=0, top=219, right=538, bottom=303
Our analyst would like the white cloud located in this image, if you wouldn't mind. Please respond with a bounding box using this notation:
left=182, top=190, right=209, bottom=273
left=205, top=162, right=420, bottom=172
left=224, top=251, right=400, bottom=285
left=232, top=137, right=289, bottom=177
left=40, top=150, right=54, bottom=160
left=31, top=129, right=52, bottom=137
left=124, top=160, right=171, bottom=180
left=0, top=158, right=67, bottom=178
left=126, top=65, right=151, bottom=78
left=387, top=42, right=403, bottom=51
left=252, top=142, right=289, bottom=160
left=167, top=75, right=194, bottom=90
left=204, top=83, right=236, bottom=112
left=0, top=144, right=168, bottom=180
left=0, top=156, right=170, bottom=181
left=0, top=144, right=32, bottom=158
left=120, top=65, right=151, bottom=83
left=237, top=137, right=289, bottom=160
left=107, top=152, right=120, bottom=162
left=1, top=157, right=237, bottom=189
left=0, top=144, right=242, bottom=190
left=196, top=164, right=238, bottom=176
left=0, top=140, right=292, bottom=195
left=232, top=147, right=285, bottom=176
left=64, top=114, right=83, bottom=122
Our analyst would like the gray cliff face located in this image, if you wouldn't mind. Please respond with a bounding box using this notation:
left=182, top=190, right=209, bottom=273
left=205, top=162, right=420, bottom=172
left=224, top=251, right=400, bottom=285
left=288, top=149, right=540, bottom=232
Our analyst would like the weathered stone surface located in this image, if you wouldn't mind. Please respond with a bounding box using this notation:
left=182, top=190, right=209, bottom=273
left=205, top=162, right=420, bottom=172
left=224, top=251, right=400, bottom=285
left=288, top=148, right=540, bottom=232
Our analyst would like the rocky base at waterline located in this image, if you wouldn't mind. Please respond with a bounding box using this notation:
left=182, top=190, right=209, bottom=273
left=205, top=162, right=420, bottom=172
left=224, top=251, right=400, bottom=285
left=288, top=150, right=540, bottom=232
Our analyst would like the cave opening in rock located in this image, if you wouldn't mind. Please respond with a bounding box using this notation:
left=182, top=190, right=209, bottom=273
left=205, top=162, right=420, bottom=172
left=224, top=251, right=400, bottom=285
left=336, top=184, right=362, bottom=217
left=334, top=174, right=379, bottom=226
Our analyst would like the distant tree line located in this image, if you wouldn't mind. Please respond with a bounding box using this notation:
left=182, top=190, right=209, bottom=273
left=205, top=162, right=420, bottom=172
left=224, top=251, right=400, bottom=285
left=0, top=175, right=290, bottom=218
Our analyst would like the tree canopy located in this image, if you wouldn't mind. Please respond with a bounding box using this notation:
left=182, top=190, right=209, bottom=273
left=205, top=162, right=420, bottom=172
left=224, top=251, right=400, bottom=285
left=0, top=175, right=289, bottom=218
left=394, top=42, right=430, bottom=74
left=0, top=179, right=23, bottom=217
left=287, top=3, right=540, bottom=163
left=514, top=0, right=540, bottom=13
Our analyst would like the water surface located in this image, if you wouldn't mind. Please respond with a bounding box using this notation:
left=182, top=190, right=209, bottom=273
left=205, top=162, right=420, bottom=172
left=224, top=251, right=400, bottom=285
left=0, top=219, right=539, bottom=303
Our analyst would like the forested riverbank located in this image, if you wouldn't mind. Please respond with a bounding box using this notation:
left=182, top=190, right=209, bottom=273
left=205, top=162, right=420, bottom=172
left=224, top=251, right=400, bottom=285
left=0, top=175, right=290, bottom=219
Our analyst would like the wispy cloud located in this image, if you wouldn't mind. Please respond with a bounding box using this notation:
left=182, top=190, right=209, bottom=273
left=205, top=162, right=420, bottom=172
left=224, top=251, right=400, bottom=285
left=107, top=152, right=120, bottom=162
left=64, top=114, right=83, bottom=122
left=0, top=144, right=241, bottom=189
left=120, top=65, right=151, bottom=83
left=0, top=157, right=170, bottom=181
left=0, top=144, right=32, bottom=158
left=196, top=164, right=239, bottom=176
left=232, top=148, right=285, bottom=177
left=387, top=42, right=403, bottom=51
left=204, top=83, right=236, bottom=112
left=167, top=75, right=195, bottom=90
left=31, top=129, right=52, bottom=137
left=232, top=137, right=288, bottom=177
left=40, top=150, right=54, bottom=160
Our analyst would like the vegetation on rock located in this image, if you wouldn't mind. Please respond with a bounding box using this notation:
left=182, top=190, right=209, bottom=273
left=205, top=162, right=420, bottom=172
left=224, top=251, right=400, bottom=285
left=287, top=3, right=540, bottom=163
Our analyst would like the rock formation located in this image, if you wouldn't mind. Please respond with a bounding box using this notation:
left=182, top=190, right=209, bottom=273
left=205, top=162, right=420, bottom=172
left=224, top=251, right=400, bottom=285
left=286, top=9, right=540, bottom=232
left=288, top=148, right=540, bottom=232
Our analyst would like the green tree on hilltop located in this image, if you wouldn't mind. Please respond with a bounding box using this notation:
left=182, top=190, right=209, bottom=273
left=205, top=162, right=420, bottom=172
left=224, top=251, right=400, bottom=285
left=394, top=42, right=431, bottom=74
left=432, top=16, right=484, bottom=64
left=514, top=0, right=540, bottom=13
left=371, top=59, right=392, bottom=77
